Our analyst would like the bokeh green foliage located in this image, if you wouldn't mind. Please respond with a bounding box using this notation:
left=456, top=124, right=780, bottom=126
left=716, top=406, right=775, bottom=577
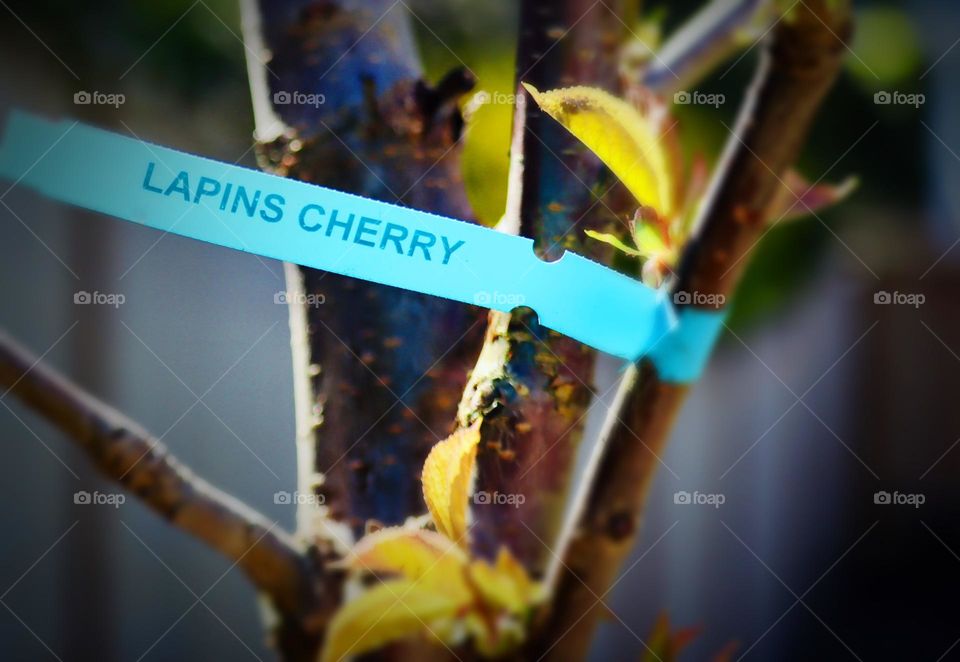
left=413, top=2, right=516, bottom=226
left=847, top=6, right=923, bottom=89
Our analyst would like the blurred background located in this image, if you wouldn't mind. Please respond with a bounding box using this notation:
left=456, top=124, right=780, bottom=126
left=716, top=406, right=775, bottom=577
left=0, top=0, right=958, bottom=660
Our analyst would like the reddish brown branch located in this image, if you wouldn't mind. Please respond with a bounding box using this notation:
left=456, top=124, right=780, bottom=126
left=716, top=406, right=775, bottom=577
left=452, top=0, right=633, bottom=575
left=0, top=329, right=329, bottom=645
left=537, top=1, right=853, bottom=657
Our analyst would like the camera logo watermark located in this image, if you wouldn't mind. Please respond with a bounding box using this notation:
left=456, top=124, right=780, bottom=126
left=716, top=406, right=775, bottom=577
left=674, top=490, right=725, bottom=508
left=74, top=490, right=126, bottom=508
left=673, top=90, right=725, bottom=108
left=874, top=91, right=924, bottom=108
left=874, top=490, right=924, bottom=508
left=474, top=491, right=525, bottom=508
left=874, top=290, right=924, bottom=308
left=74, top=91, right=125, bottom=108
left=673, top=291, right=725, bottom=308
left=273, top=90, right=326, bottom=108
left=274, top=291, right=326, bottom=307
left=473, top=291, right=526, bottom=307
left=74, top=290, right=125, bottom=308
left=273, top=490, right=326, bottom=506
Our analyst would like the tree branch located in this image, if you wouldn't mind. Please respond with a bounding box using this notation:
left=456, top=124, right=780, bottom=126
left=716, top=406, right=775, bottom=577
left=452, top=0, right=633, bottom=574
left=243, top=0, right=483, bottom=551
left=641, top=0, right=772, bottom=95
left=0, top=328, right=322, bottom=622
left=538, top=1, right=853, bottom=656
left=241, top=2, right=482, bottom=658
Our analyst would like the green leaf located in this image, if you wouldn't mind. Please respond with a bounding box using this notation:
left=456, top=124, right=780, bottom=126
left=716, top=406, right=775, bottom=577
left=421, top=420, right=482, bottom=545
left=330, top=531, right=543, bottom=659
left=468, top=548, right=544, bottom=615
left=584, top=229, right=643, bottom=257
left=346, top=527, right=469, bottom=590
left=321, top=580, right=466, bottom=662
left=633, top=224, right=669, bottom=257
left=523, top=84, right=675, bottom=218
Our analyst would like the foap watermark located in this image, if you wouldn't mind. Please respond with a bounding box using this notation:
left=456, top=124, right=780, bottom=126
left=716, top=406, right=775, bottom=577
left=273, top=90, right=326, bottom=108
left=474, top=491, right=526, bottom=508
left=673, top=290, right=725, bottom=308
left=475, top=91, right=524, bottom=107
left=674, top=490, right=725, bottom=508
left=874, top=290, right=924, bottom=308
left=674, top=90, right=725, bottom=108
left=874, top=490, right=925, bottom=508
left=74, top=90, right=125, bottom=108
left=74, top=290, right=125, bottom=308
left=274, top=291, right=326, bottom=307
left=874, top=91, right=925, bottom=108
left=473, top=291, right=526, bottom=307
left=74, top=490, right=126, bottom=508
left=274, top=490, right=326, bottom=506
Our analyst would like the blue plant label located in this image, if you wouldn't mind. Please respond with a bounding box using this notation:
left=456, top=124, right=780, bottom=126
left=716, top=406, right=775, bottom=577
left=0, top=110, right=724, bottom=380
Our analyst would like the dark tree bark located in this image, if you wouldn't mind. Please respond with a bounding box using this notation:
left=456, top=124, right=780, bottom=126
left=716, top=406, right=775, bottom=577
left=455, top=0, right=633, bottom=575
left=241, top=1, right=485, bottom=657
left=243, top=0, right=484, bottom=541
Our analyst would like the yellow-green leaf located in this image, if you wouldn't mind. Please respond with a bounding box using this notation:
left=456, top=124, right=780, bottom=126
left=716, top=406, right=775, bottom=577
left=523, top=83, right=674, bottom=218
left=346, top=528, right=470, bottom=597
left=468, top=548, right=544, bottom=614
left=321, top=579, right=465, bottom=662
left=332, top=536, right=542, bottom=658
left=422, top=420, right=482, bottom=544
left=466, top=610, right=527, bottom=658
left=584, top=230, right=643, bottom=257
left=633, top=224, right=669, bottom=257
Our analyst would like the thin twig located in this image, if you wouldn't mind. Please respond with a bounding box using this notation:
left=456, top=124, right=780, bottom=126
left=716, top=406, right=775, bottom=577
left=641, top=0, right=773, bottom=94
left=538, top=1, right=853, bottom=656
left=0, top=329, right=320, bottom=621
